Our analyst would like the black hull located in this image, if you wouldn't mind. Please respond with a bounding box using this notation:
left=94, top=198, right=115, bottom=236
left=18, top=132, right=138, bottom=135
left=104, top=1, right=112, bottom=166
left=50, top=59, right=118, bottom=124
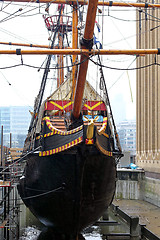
left=18, top=144, right=116, bottom=235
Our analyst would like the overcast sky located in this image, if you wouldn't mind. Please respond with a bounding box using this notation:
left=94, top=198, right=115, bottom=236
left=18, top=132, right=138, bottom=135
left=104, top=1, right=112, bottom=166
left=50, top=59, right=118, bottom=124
left=0, top=2, right=137, bottom=122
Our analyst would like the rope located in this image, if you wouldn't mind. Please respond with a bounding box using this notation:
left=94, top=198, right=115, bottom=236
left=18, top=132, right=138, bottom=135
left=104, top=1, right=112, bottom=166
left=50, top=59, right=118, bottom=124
left=0, top=146, right=41, bottom=174
left=22, top=186, right=63, bottom=200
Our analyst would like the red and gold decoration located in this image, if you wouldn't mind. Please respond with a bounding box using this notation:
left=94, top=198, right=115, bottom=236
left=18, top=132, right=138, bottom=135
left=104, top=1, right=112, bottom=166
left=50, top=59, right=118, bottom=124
left=38, top=116, right=83, bottom=156
left=45, top=100, right=106, bottom=112
left=96, top=138, right=113, bottom=157
left=97, top=117, right=107, bottom=134
left=44, top=116, right=83, bottom=135
left=39, top=136, right=83, bottom=156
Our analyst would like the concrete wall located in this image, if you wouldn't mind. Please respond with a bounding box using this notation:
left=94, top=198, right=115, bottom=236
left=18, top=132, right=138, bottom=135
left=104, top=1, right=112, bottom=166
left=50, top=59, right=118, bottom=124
left=115, top=169, right=144, bottom=200
left=142, top=177, right=160, bottom=207
left=115, top=180, right=142, bottom=200
left=115, top=169, right=160, bottom=207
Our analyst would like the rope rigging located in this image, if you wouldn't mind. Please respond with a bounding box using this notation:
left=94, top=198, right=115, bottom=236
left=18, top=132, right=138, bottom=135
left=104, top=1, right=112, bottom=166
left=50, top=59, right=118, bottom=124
left=0, top=2, right=47, bottom=23
left=0, top=54, right=159, bottom=71
left=96, top=45, right=122, bottom=153
left=0, top=1, right=160, bottom=112
left=1, top=2, right=160, bottom=54
left=22, top=186, right=64, bottom=200
left=28, top=5, right=64, bottom=151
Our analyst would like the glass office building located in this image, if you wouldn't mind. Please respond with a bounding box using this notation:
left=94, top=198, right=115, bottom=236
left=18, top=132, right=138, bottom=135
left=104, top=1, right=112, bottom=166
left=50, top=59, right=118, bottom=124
left=0, top=106, right=31, bottom=148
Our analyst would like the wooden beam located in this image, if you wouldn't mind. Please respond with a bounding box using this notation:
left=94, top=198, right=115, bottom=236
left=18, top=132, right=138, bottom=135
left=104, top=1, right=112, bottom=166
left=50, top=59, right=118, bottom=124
left=2, top=0, right=160, bottom=8
left=0, top=48, right=159, bottom=55
left=0, top=41, right=71, bottom=49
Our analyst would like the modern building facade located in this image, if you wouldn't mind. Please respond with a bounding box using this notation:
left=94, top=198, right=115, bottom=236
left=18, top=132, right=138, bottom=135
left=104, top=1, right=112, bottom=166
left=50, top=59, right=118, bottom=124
left=136, top=3, right=160, bottom=175
left=0, top=106, right=31, bottom=148
left=117, top=120, right=136, bottom=156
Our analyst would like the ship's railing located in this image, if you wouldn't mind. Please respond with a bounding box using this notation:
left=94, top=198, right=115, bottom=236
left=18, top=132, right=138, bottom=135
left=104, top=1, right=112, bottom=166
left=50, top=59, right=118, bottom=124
left=43, top=15, right=72, bottom=32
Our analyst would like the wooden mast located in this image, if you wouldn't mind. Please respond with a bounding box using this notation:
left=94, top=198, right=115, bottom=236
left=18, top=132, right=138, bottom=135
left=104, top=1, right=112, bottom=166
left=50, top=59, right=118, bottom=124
left=72, top=0, right=99, bottom=119
left=57, top=4, right=64, bottom=87
left=72, top=5, right=78, bottom=99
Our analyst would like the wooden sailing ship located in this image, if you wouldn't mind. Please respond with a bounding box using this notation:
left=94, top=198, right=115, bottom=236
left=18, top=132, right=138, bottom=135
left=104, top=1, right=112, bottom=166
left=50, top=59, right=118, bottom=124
left=16, top=1, right=123, bottom=238
left=1, top=0, right=160, bottom=239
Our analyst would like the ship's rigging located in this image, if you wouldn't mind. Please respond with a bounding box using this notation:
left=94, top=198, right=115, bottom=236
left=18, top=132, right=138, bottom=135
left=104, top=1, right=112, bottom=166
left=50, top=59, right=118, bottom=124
left=1, top=1, right=160, bottom=239
left=0, top=0, right=160, bottom=113
left=1, top=2, right=159, bottom=133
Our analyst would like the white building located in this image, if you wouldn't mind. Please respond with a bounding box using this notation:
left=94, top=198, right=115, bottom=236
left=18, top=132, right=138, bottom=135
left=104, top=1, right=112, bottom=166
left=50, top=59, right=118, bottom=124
left=117, top=120, right=136, bottom=156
